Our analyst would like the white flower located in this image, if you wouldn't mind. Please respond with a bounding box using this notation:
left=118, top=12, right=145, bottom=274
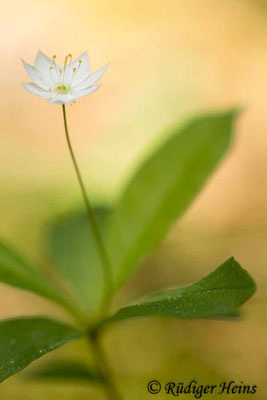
left=21, top=51, right=109, bottom=104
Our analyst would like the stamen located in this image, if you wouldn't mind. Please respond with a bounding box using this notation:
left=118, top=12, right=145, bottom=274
left=73, top=59, right=82, bottom=79
left=67, top=54, right=73, bottom=77
left=69, top=66, right=77, bottom=84
left=52, top=55, right=60, bottom=82
left=49, top=66, right=56, bottom=86
left=64, top=56, right=68, bottom=69
left=62, top=55, right=69, bottom=85
left=77, top=60, right=82, bottom=72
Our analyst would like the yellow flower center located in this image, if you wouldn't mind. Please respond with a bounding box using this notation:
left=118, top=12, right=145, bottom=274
left=56, top=84, right=69, bottom=94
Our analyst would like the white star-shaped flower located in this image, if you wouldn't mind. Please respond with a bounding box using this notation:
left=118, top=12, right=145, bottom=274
left=21, top=51, right=109, bottom=104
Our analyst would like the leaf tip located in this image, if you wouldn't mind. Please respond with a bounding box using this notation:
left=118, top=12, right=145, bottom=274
left=226, top=256, right=257, bottom=296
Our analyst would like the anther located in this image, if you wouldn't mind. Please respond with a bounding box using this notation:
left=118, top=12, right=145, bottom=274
left=78, top=59, right=82, bottom=63
left=49, top=66, right=53, bottom=70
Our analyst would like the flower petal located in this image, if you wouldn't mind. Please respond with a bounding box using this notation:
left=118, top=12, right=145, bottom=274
left=21, top=60, right=51, bottom=89
left=34, top=51, right=60, bottom=84
left=69, top=52, right=91, bottom=85
left=74, top=63, right=109, bottom=90
left=47, top=94, right=75, bottom=104
left=72, top=85, right=100, bottom=100
left=34, top=50, right=53, bottom=72
left=21, top=82, right=50, bottom=99
left=62, top=52, right=89, bottom=85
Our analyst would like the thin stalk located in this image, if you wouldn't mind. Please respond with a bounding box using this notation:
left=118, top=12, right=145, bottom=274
left=89, top=330, right=123, bottom=400
left=62, top=104, right=113, bottom=311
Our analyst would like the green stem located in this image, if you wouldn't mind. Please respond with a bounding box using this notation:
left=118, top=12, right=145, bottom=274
left=89, top=330, right=123, bottom=400
left=62, top=104, right=113, bottom=311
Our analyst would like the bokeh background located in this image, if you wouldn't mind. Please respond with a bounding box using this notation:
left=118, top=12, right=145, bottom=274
left=0, top=0, right=266, bottom=398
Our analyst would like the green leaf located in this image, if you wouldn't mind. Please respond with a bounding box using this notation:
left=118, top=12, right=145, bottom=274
left=30, top=360, right=103, bottom=383
left=0, top=317, right=83, bottom=383
left=0, top=240, right=66, bottom=307
left=107, top=257, right=256, bottom=323
left=107, top=110, right=238, bottom=287
left=44, top=206, right=112, bottom=316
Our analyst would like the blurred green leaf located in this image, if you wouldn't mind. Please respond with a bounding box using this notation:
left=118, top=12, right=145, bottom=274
left=44, top=206, right=112, bottom=316
left=0, top=240, right=66, bottom=307
left=204, top=311, right=242, bottom=320
left=107, top=257, right=256, bottom=323
left=107, top=110, right=238, bottom=287
left=30, top=360, right=103, bottom=383
left=0, top=317, right=83, bottom=383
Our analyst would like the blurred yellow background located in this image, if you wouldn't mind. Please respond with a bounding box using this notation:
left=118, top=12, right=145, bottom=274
left=0, top=0, right=266, bottom=399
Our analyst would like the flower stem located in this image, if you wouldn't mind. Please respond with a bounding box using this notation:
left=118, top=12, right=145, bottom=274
left=62, top=104, right=113, bottom=311
left=89, top=329, right=123, bottom=400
